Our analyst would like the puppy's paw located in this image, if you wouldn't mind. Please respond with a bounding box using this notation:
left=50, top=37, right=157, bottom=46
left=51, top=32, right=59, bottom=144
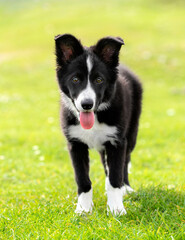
left=75, top=203, right=93, bottom=215
left=106, top=178, right=127, bottom=216
left=107, top=202, right=127, bottom=216
left=75, top=189, right=93, bottom=214
left=122, top=185, right=135, bottom=196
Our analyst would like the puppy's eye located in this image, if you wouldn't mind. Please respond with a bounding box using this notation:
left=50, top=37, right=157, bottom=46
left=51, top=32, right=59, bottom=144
left=95, top=77, right=103, bottom=84
left=72, top=77, right=79, bottom=83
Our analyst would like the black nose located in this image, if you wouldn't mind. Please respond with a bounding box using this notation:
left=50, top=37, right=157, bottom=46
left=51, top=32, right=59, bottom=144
left=81, top=99, right=94, bottom=110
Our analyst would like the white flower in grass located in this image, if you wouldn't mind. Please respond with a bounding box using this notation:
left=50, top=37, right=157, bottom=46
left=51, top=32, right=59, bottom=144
left=39, top=156, right=45, bottom=161
left=142, top=51, right=152, bottom=60
left=48, top=117, right=54, bottom=124
left=143, top=122, right=150, bottom=128
left=51, top=126, right=57, bottom=132
left=0, top=155, right=5, bottom=160
left=157, top=54, right=167, bottom=64
left=166, top=108, right=175, bottom=117
left=32, top=145, right=39, bottom=150
left=34, top=150, right=41, bottom=155
left=0, top=95, right=9, bottom=103
left=168, top=184, right=175, bottom=189
left=170, top=58, right=179, bottom=67
left=32, top=145, right=41, bottom=155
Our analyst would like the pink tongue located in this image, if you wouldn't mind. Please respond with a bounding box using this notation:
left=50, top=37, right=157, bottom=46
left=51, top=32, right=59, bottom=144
left=80, top=112, right=95, bottom=129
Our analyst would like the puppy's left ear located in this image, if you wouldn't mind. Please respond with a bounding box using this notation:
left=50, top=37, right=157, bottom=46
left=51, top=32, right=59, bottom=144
left=55, top=34, right=84, bottom=67
left=92, top=37, right=124, bottom=67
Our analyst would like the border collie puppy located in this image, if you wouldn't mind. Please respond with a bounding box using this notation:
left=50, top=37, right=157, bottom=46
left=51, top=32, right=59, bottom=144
left=55, top=34, right=142, bottom=215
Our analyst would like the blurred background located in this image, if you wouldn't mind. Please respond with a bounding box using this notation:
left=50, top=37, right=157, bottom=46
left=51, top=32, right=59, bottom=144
left=0, top=0, right=184, bottom=194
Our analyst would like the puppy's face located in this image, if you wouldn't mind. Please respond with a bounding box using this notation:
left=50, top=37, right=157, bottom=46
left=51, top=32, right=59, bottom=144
left=55, top=34, right=124, bottom=113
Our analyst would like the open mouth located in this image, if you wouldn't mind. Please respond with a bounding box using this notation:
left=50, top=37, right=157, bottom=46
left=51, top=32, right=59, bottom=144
left=79, top=111, right=95, bottom=130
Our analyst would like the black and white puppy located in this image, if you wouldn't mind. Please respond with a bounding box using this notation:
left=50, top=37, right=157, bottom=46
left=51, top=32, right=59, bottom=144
left=55, top=34, right=142, bottom=215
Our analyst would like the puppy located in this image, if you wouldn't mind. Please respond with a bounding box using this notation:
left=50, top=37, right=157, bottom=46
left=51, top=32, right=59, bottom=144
left=55, top=34, right=142, bottom=215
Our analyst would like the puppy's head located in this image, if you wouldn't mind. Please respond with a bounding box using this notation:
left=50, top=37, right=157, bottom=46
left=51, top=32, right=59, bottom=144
left=55, top=34, right=124, bottom=114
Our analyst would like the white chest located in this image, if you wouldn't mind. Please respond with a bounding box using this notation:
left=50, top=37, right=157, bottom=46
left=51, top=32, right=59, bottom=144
left=68, top=119, right=118, bottom=151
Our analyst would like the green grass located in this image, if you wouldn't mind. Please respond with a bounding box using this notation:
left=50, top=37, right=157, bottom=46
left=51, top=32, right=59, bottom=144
left=0, top=0, right=185, bottom=239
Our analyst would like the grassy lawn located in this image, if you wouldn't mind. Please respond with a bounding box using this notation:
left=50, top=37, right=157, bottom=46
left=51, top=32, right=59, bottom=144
left=0, top=0, right=185, bottom=239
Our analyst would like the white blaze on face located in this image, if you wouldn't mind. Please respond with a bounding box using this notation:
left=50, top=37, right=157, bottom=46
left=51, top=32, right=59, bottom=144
left=74, top=55, right=96, bottom=112
left=86, top=54, right=93, bottom=73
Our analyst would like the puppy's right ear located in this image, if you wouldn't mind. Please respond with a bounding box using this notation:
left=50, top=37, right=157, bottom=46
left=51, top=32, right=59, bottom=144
left=55, top=34, right=84, bottom=67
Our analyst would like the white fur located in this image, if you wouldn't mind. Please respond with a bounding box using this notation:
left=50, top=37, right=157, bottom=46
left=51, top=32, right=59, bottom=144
left=128, top=162, right=132, bottom=174
left=105, top=177, right=127, bottom=216
left=61, top=92, right=79, bottom=118
left=122, top=185, right=135, bottom=196
left=97, top=102, right=110, bottom=111
left=87, top=55, right=93, bottom=73
left=75, top=189, right=93, bottom=214
left=74, top=55, right=95, bottom=112
left=125, top=185, right=134, bottom=193
left=74, top=81, right=96, bottom=112
left=68, top=116, right=118, bottom=151
left=104, top=154, right=109, bottom=176
left=61, top=55, right=109, bottom=114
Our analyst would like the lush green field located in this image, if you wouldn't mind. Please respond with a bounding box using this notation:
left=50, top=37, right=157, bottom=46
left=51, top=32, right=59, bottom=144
left=0, top=0, right=184, bottom=239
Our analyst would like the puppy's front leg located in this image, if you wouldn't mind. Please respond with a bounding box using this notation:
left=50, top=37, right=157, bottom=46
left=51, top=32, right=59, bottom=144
left=105, top=141, right=127, bottom=216
left=68, top=141, right=93, bottom=214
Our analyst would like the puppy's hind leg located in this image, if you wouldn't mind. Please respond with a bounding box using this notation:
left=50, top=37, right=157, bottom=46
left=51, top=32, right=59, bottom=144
left=100, top=150, right=109, bottom=176
left=123, top=153, right=135, bottom=195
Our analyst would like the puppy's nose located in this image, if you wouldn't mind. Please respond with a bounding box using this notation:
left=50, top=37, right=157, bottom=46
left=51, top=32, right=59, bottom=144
left=81, top=99, right=94, bottom=110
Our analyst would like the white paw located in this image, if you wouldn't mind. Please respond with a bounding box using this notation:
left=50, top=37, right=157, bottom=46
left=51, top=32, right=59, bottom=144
left=122, top=185, right=135, bottom=196
left=107, top=200, right=127, bottom=216
left=106, top=178, right=127, bottom=216
left=126, top=185, right=135, bottom=193
left=75, top=189, right=93, bottom=214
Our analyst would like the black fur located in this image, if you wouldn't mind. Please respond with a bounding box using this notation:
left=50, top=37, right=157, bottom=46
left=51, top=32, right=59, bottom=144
left=55, top=34, right=142, bottom=196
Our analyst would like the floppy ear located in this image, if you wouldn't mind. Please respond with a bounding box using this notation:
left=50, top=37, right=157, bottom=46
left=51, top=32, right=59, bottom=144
left=55, top=34, right=84, bottom=67
left=92, top=37, right=124, bottom=67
